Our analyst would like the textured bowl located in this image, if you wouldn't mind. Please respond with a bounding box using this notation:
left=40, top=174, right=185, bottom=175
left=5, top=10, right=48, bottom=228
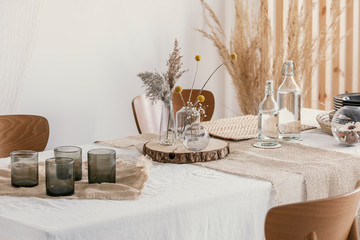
left=316, top=112, right=332, bottom=135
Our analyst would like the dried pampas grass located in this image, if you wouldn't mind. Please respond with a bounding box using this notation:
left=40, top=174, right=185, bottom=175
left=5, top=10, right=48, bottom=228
left=199, top=0, right=343, bottom=115
left=138, top=39, right=187, bottom=105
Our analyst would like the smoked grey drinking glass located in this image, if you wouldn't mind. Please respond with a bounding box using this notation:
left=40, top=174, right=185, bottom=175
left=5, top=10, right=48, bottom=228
left=87, top=148, right=116, bottom=184
left=11, top=150, right=38, bottom=187
left=46, top=157, right=74, bottom=196
left=54, top=146, right=82, bottom=181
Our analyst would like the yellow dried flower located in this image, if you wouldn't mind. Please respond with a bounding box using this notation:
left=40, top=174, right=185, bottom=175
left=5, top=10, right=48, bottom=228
left=230, top=53, right=237, bottom=60
left=195, top=55, right=201, bottom=61
left=174, top=85, right=183, bottom=94
left=197, top=95, right=205, bottom=103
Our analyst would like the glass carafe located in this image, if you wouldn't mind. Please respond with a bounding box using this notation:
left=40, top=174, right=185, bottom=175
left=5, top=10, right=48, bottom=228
left=276, top=60, right=301, bottom=140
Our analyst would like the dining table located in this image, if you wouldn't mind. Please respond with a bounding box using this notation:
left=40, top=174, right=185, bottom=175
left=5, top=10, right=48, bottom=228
left=0, top=108, right=357, bottom=240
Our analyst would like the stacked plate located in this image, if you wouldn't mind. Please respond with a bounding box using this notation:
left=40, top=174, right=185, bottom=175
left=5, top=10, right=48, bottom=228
left=333, top=93, right=360, bottom=111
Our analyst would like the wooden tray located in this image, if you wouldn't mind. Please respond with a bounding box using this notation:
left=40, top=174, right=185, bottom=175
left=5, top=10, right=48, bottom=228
left=143, top=139, right=229, bottom=164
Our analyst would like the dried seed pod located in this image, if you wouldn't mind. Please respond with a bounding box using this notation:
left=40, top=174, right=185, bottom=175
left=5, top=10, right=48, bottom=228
left=345, top=132, right=359, bottom=145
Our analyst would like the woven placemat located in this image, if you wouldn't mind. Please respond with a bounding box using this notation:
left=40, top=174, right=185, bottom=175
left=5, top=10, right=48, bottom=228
left=201, top=115, right=317, bottom=141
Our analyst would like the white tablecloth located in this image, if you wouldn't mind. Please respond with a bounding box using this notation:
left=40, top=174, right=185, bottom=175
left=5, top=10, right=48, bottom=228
left=0, top=108, right=352, bottom=240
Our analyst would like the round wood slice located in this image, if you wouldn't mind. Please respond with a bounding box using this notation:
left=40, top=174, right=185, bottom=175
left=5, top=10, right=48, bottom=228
left=143, top=139, right=230, bottom=164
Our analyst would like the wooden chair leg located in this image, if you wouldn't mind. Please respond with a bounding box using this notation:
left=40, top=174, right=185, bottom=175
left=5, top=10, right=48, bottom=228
left=305, top=231, right=318, bottom=240
left=347, top=217, right=359, bottom=240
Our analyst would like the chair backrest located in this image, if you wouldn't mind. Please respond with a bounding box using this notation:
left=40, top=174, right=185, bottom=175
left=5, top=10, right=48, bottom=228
left=0, top=115, right=49, bottom=158
left=132, top=94, right=162, bottom=134
left=172, top=89, right=215, bottom=122
left=265, top=181, right=360, bottom=240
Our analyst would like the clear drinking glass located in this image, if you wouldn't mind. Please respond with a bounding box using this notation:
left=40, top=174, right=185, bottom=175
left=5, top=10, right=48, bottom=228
left=11, top=150, right=38, bottom=187
left=54, top=146, right=82, bottom=181
left=256, top=80, right=280, bottom=147
left=46, top=157, right=74, bottom=196
left=87, top=148, right=116, bottom=184
left=277, top=60, right=301, bottom=140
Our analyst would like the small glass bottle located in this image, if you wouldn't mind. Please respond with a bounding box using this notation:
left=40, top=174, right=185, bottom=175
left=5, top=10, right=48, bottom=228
left=255, top=80, right=280, bottom=148
left=176, top=106, right=200, bottom=139
left=277, top=60, right=301, bottom=140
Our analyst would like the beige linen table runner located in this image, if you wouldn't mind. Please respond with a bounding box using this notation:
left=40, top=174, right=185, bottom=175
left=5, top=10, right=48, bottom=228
left=96, top=133, right=158, bottom=152
left=0, top=156, right=152, bottom=200
left=99, top=133, right=360, bottom=205
left=196, top=140, right=360, bottom=204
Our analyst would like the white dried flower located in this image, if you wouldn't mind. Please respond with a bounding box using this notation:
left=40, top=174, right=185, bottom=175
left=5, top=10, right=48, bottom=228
left=338, top=122, right=360, bottom=132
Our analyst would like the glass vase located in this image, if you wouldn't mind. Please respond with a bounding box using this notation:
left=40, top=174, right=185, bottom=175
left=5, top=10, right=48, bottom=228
left=176, top=107, right=200, bottom=139
left=182, top=122, right=210, bottom=151
left=331, top=106, right=360, bottom=145
left=159, top=100, right=176, bottom=146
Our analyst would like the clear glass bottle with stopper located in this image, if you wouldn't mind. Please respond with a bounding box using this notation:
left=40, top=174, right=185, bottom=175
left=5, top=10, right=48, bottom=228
left=254, top=80, right=280, bottom=148
left=276, top=60, right=301, bottom=140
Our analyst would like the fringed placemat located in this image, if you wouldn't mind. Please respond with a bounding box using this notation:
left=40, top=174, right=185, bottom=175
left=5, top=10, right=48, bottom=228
left=0, top=156, right=152, bottom=200
left=201, top=115, right=317, bottom=141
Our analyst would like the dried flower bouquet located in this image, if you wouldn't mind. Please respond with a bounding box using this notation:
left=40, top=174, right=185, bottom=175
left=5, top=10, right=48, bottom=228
left=138, top=39, right=187, bottom=145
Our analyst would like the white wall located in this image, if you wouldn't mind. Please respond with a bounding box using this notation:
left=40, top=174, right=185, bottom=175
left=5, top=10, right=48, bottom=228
left=14, top=0, right=240, bottom=149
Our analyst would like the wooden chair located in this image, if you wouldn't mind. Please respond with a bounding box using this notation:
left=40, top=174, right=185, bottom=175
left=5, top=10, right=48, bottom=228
left=265, top=181, right=360, bottom=240
left=172, top=89, right=215, bottom=122
left=0, top=115, right=49, bottom=158
left=132, top=94, right=162, bottom=134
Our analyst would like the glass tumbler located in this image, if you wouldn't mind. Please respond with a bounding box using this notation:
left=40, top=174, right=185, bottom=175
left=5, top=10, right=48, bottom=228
left=87, top=148, right=116, bottom=184
left=46, top=157, right=74, bottom=196
left=11, top=150, right=38, bottom=187
left=54, top=146, right=82, bottom=181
